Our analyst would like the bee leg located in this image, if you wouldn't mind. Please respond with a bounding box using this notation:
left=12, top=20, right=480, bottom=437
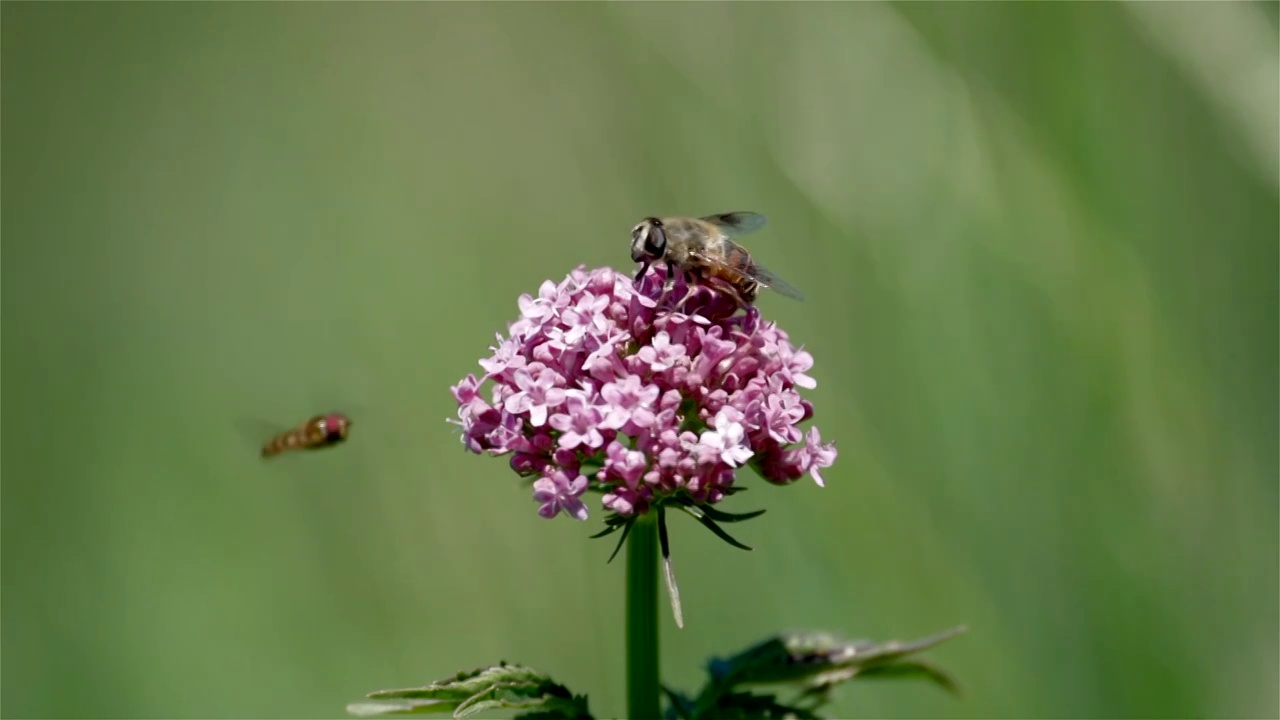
left=634, top=262, right=650, bottom=285
left=674, top=277, right=701, bottom=313
left=651, top=264, right=679, bottom=308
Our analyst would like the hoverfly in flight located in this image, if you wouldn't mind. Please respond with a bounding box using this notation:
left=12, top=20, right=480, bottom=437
left=260, top=412, right=352, bottom=458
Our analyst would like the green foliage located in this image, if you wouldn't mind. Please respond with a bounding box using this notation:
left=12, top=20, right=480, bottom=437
left=360, top=627, right=964, bottom=720
left=665, top=689, right=823, bottom=720
left=666, top=627, right=966, bottom=719
left=348, top=664, right=591, bottom=720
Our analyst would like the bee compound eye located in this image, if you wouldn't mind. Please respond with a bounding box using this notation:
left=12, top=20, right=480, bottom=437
left=646, top=226, right=666, bottom=253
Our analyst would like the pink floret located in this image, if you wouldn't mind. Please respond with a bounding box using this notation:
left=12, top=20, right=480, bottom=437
left=451, top=265, right=837, bottom=521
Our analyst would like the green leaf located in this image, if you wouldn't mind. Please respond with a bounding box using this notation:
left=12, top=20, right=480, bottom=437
left=698, top=691, right=824, bottom=720
left=347, top=699, right=455, bottom=718
left=661, top=686, right=697, bottom=720
left=841, top=659, right=961, bottom=696
left=689, top=626, right=967, bottom=718
left=348, top=663, right=592, bottom=719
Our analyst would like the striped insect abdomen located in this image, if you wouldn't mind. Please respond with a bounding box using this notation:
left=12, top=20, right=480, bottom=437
left=260, top=417, right=329, bottom=457
left=705, top=242, right=760, bottom=304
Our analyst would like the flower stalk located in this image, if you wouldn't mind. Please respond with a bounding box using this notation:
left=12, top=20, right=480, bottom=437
left=626, top=513, right=661, bottom=720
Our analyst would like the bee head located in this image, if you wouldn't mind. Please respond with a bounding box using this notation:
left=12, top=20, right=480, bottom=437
left=630, top=217, right=666, bottom=263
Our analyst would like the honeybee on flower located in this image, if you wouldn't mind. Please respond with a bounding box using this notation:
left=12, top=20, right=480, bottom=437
left=629, top=212, right=804, bottom=308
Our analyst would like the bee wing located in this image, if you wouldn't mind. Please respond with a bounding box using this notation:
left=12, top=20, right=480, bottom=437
left=695, top=237, right=807, bottom=302
left=700, top=212, right=767, bottom=236
left=746, top=262, right=806, bottom=302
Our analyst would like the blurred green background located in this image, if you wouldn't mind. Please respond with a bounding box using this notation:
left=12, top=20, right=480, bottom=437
left=3, top=3, right=1276, bottom=718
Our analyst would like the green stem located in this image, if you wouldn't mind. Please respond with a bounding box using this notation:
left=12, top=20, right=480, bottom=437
left=626, top=513, right=661, bottom=720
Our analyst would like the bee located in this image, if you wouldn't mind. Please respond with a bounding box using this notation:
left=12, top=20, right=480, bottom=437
left=629, top=212, right=805, bottom=307
left=260, top=413, right=352, bottom=458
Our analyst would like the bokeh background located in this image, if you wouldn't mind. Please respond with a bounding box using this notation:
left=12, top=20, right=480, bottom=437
left=3, top=2, right=1276, bottom=718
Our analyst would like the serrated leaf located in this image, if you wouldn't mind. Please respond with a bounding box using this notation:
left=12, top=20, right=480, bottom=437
left=662, top=686, right=698, bottom=720
left=366, top=664, right=542, bottom=699
left=691, top=626, right=967, bottom=717
left=517, top=710, right=595, bottom=720
left=349, top=663, right=591, bottom=719
left=793, top=625, right=966, bottom=672
left=347, top=699, right=456, bottom=717
left=838, top=659, right=961, bottom=696
left=703, top=691, right=823, bottom=720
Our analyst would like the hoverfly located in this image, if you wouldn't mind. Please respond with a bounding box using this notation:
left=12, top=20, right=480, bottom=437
left=260, top=413, right=352, bottom=458
left=629, top=212, right=805, bottom=307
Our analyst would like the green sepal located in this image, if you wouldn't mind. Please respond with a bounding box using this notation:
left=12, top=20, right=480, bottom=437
left=673, top=504, right=755, bottom=551
left=588, top=513, right=634, bottom=563
left=605, top=518, right=634, bottom=564
left=588, top=513, right=629, bottom=539
left=695, top=503, right=766, bottom=523
left=592, top=489, right=766, bottom=564
left=347, top=663, right=592, bottom=719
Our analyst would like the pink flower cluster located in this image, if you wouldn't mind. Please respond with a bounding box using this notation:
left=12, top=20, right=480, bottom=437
left=450, top=266, right=836, bottom=521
